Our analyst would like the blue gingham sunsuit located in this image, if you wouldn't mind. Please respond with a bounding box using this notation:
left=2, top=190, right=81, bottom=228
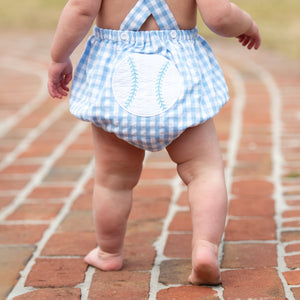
left=69, top=0, right=229, bottom=152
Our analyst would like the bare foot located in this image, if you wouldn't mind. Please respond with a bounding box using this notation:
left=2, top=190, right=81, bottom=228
left=84, top=247, right=123, bottom=271
left=188, top=240, right=221, bottom=285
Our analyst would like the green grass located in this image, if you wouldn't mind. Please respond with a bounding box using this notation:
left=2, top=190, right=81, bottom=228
left=0, top=0, right=299, bottom=59
left=284, top=171, right=300, bottom=179
left=0, top=0, right=66, bottom=30
left=234, top=0, right=300, bottom=59
left=197, top=0, right=300, bottom=59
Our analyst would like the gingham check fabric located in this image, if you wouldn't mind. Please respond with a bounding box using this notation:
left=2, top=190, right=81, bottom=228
left=120, top=0, right=179, bottom=31
left=69, top=0, right=229, bottom=151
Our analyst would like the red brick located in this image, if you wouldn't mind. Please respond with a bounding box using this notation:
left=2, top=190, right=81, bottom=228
left=0, top=141, right=17, bottom=154
left=228, top=197, right=274, bottom=217
left=13, top=104, right=57, bottom=129
left=240, top=134, right=272, bottom=148
left=126, top=230, right=158, bottom=246
left=6, top=203, right=63, bottom=221
left=286, top=199, right=300, bottom=206
left=177, top=190, right=188, bottom=206
left=33, top=127, right=67, bottom=142
left=282, top=210, right=300, bottom=218
left=14, top=113, right=45, bottom=129
left=0, top=179, right=28, bottom=191
left=284, top=189, right=300, bottom=197
left=25, top=258, right=87, bottom=288
left=0, top=246, right=35, bottom=300
left=164, top=234, right=192, bottom=258
left=19, top=143, right=56, bottom=158
left=123, top=244, right=156, bottom=271
left=168, top=211, right=192, bottom=231
left=43, top=167, right=84, bottom=182
left=291, top=287, right=300, bottom=299
left=284, top=153, right=300, bottom=162
left=234, top=152, right=272, bottom=176
left=222, top=268, right=285, bottom=298
left=120, top=227, right=158, bottom=271
left=282, top=172, right=300, bottom=182
left=67, top=137, right=93, bottom=152
left=285, top=243, right=300, bottom=253
left=225, top=218, right=276, bottom=241
left=129, top=197, right=170, bottom=221
left=127, top=219, right=163, bottom=237
left=0, top=195, right=13, bottom=210
left=215, top=113, right=231, bottom=140
left=140, top=168, right=177, bottom=180
left=13, top=288, right=81, bottom=300
left=58, top=211, right=94, bottom=232
left=28, top=186, right=73, bottom=200
left=71, top=192, right=92, bottom=211
left=159, top=259, right=191, bottom=285
left=41, top=232, right=96, bottom=256
left=237, top=151, right=271, bottom=163
left=281, top=231, right=300, bottom=243
left=157, top=286, right=218, bottom=300
left=231, top=180, right=273, bottom=197
left=283, top=220, right=300, bottom=227
left=133, top=184, right=172, bottom=199
left=233, top=163, right=271, bottom=177
left=55, top=153, right=92, bottom=167
left=83, top=178, right=94, bottom=191
left=222, top=243, right=277, bottom=268
left=283, top=270, right=300, bottom=285
left=244, top=111, right=271, bottom=125
left=285, top=254, right=300, bottom=269
left=145, top=149, right=171, bottom=162
left=0, top=225, right=48, bottom=244
left=1, top=164, right=40, bottom=174
left=88, top=270, right=150, bottom=300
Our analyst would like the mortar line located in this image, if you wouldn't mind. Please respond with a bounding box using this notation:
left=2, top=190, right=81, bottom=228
left=147, top=59, right=246, bottom=299
left=0, top=119, right=86, bottom=221
left=0, top=56, right=49, bottom=138
left=214, top=61, right=247, bottom=298
left=221, top=62, right=246, bottom=207
left=7, top=124, right=93, bottom=299
left=0, top=101, right=68, bottom=171
left=148, top=175, right=183, bottom=300
left=254, top=62, right=294, bottom=299
left=80, top=266, right=96, bottom=300
left=0, top=105, right=77, bottom=222
left=223, top=49, right=294, bottom=298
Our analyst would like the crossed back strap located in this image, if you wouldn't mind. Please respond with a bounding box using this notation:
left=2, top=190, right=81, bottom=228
left=120, top=0, right=179, bottom=31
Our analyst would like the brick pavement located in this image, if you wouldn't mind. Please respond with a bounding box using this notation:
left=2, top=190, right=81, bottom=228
left=0, top=31, right=300, bottom=299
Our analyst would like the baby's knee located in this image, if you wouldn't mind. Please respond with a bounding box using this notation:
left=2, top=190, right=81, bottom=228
left=95, top=157, right=144, bottom=190
left=176, top=158, right=225, bottom=186
left=176, top=160, right=197, bottom=185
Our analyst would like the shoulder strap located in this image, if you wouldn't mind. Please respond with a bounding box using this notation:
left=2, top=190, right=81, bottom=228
left=120, top=0, right=152, bottom=31
left=120, top=0, right=179, bottom=31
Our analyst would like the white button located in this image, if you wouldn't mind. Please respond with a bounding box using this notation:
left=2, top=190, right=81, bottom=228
left=170, top=31, right=177, bottom=39
left=121, top=32, right=129, bottom=41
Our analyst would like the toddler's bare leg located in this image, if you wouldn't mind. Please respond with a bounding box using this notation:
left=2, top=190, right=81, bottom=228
left=167, top=119, right=227, bottom=285
left=85, top=125, right=145, bottom=271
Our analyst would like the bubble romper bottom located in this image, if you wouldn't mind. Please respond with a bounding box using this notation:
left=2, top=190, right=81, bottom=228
left=69, top=0, right=229, bottom=152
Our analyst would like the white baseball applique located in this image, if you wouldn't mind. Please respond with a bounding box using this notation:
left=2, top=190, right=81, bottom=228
left=112, top=53, right=183, bottom=117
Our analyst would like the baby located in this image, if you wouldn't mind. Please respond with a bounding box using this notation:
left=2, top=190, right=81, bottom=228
left=48, top=0, right=260, bottom=285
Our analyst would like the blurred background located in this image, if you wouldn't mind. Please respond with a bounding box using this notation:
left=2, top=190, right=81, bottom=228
left=0, top=0, right=299, bottom=60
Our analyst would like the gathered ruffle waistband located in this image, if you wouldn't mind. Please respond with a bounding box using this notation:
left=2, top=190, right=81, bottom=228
left=93, top=25, right=199, bottom=42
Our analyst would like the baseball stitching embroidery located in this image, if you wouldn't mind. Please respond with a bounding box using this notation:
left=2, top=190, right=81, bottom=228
left=124, top=57, right=139, bottom=109
left=155, top=61, right=170, bottom=111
